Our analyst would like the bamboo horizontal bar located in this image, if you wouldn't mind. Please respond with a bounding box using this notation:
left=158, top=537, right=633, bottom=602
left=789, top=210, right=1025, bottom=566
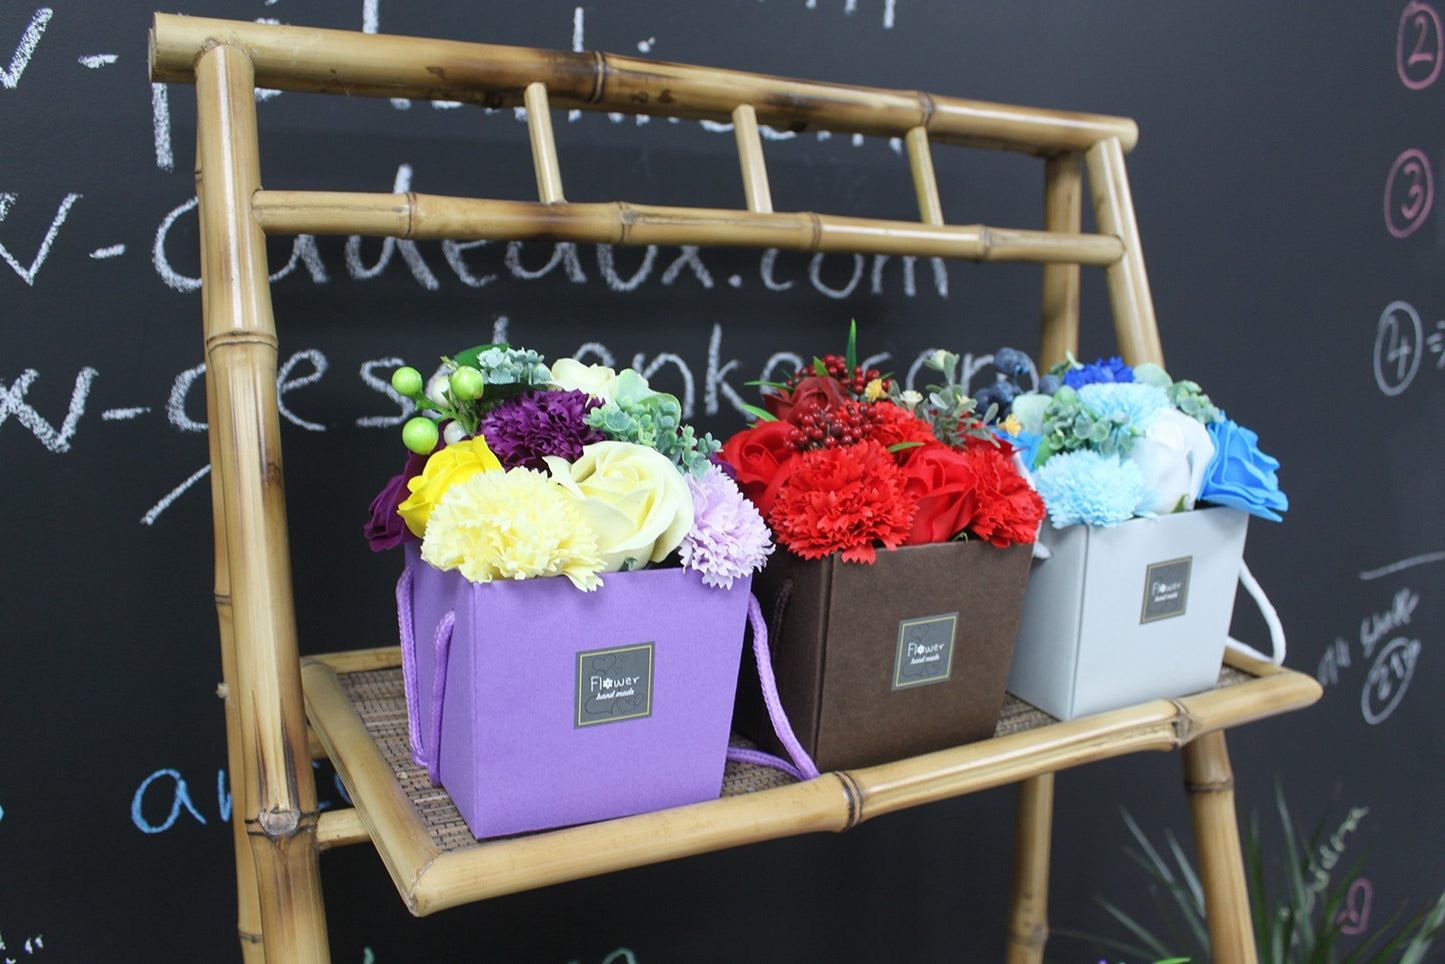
left=316, top=808, right=369, bottom=851
left=149, top=14, right=1137, bottom=154
left=250, top=190, right=1125, bottom=265
left=302, top=649, right=1320, bottom=915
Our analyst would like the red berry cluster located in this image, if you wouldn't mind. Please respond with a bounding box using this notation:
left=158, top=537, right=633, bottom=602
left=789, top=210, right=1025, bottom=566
left=788, top=355, right=893, bottom=398
left=788, top=400, right=885, bottom=451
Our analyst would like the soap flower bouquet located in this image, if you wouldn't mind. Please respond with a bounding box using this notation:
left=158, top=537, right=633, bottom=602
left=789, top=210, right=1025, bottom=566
left=720, top=326, right=1045, bottom=563
left=364, top=344, right=773, bottom=591
left=1000, top=355, right=1288, bottom=527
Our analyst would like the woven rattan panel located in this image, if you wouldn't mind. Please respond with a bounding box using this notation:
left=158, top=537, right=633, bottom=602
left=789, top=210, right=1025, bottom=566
left=332, top=664, right=1252, bottom=856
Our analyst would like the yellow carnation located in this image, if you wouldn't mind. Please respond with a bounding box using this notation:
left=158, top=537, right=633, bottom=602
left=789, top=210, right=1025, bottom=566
left=420, top=467, right=605, bottom=591
left=396, top=437, right=503, bottom=538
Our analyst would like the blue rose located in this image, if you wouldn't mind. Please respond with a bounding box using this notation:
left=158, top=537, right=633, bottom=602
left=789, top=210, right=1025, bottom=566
left=1198, top=418, right=1287, bottom=521
left=1062, top=355, right=1133, bottom=389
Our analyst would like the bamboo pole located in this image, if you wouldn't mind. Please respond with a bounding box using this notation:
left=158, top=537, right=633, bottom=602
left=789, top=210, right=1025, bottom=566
left=1006, top=773, right=1054, bottom=964
left=1039, top=152, right=1083, bottom=368
left=732, top=104, right=774, bottom=214
left=149, top=15, right=1137, bottom=154
left=523, top=82, right=565, bottom=204
left=905, top=126, right=945, bottom=226
left=195, top=42, right=329, bottom=963
left=248, top=190, right=1125, bottom=265
left=202, top=174, right=266, bottom=964
left=1184, top=732, right=1259, bottom=964
left=1085, top=137, right=1164, bottom=367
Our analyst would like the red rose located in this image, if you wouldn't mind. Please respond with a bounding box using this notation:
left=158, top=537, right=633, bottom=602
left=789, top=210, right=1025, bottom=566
left=764, top=375, right=851, bottom=425
left=962, top=443, right=1045, bottom=547
left=899, top=445, right=980, bottom=546
left=720, top=420, right=800, bottom=517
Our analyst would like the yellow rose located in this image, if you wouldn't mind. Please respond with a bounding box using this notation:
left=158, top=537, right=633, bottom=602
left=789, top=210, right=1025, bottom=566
left=544, top=441, right=693, bottom=573
left=396, top=437, right=503, bottom=537
left=547, top=358, right=627, bottom=403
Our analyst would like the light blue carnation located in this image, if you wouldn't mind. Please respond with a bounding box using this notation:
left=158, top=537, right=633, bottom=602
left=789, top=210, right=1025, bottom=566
left=1033, top=449, right=1147, bottom=527
left=1077, top=382, right=1172, bottom=431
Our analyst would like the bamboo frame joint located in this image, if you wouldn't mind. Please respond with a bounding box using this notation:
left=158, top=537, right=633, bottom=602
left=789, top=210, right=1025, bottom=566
left=248, top=806, right=319, bottom=838
left=835, top=771, right=863, bottom=830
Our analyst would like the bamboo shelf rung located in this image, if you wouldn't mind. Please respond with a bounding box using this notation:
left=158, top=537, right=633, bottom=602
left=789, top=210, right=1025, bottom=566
left=300, top=648, right=1320, bottom=915
left=248, top=190, right=1126, bottom=265
left=149, top=14, right=1138, bottom=154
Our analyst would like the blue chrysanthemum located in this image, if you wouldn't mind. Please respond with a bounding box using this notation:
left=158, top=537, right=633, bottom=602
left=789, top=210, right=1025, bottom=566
left=1033, top=449, right=1146, bottom=527
left=1062, top=356, right=1133, bottom=389
left=1078, top=382, right=1171, bottom=432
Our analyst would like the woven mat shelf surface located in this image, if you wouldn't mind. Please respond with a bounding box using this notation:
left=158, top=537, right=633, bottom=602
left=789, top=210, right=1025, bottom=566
left=330, top=662, right=1253, bottom=861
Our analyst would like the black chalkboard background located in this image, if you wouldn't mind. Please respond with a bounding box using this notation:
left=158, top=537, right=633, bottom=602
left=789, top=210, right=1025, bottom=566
left=3, top=2, right=1443, bottom=961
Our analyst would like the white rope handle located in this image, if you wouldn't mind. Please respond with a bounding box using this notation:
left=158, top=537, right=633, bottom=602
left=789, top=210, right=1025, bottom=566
left=1224, top=559, right=1286, bottom=665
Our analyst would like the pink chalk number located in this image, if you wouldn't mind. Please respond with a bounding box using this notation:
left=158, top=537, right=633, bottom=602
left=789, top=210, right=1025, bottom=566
left=1384, top=149, right=1434, bottom=238
left=1398, top=1, right=1443, bottom=89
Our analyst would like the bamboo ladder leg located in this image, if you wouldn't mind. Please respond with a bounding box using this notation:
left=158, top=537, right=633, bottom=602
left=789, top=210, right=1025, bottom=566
left=195, top=42, right=329, bottom=963
left=1085, top=137, right=1257, bottom=962
left=199, top=170, right=266, bottom=961
left=1185, top=733, right=1258, bottom=963
left=733, top=104, right=774, bottom=214
left=1083, top=137, right=1163, bottom=368
left=1039, top=152, right=1083, bottom=369
left=524, top=82, right=565, bottom=203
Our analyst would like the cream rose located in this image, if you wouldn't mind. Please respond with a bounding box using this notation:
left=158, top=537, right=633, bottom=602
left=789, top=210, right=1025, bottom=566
left=548, top=358, right=631, bottom=404
left=543, top=441, right=694, bottom=572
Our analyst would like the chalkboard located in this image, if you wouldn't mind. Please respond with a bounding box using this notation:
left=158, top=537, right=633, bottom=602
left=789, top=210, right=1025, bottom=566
left=3, top=2, right=1443, bottom=961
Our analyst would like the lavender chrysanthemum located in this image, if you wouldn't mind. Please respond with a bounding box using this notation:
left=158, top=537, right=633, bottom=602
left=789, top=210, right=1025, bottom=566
left=1033, top=449, right=1146, bottom=527
left=1062, top=355, right=1133, bottom=389
left=479, top=389, right=604, bottom=471
left=1078, top=381, right=1172, bottom=432
left=679, top=464, right=774, bottom=589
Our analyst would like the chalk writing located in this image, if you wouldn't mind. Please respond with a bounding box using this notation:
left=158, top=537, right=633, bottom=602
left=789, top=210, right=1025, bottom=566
left=1373, top=300, right=1424, bottom=396
left=1384, top=148, right=1433, bottom=238
left=88, top=244, right=124, bottom=259
left=0, top=7, right=52, bottom=90
left=1339, top=878, right=1373, bottom=935
left=1319, top=588, right=1425, bottom=725
left=131, top=765, right=351, bottom=833
left=0, top=192, right=81, bottom=286
left=566, top=950, right=639, bottom=964
left=1362, top=636, right=1421, bottom=724
left=1360, top=550, right=1445, bottom=580
left=76, top=53, right=117, bottom=69
left=1295, top=805, right=1370, bottom=921
left=1399, top=0, right=1443, bottom=89
left=0, top=928, right=47, bottom=962
left=0, top=366, right=97, bottom=453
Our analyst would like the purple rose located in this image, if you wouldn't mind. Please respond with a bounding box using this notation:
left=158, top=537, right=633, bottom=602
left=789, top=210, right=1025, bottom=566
left=1198, top=418, right=1287, bottom=522
left=363, top=451, right=428, bottom=551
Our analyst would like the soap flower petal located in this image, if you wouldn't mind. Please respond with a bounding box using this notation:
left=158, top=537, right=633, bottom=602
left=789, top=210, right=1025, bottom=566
left=396, top=437, right=503, bottom=538
left=545, top=440, right=694, bottom=572
left=420, top=466, right=604, bottom=591
left=1127, top=408, right=1215, bottom=515
left=1199, top=418, right=1288, bottom=522
left=679, top=464, right=774, bottom=589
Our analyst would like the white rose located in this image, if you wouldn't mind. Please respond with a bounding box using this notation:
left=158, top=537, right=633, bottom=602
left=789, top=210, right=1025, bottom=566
left=1127, top=409, right=1215, bottom=515
left=548, top=359, right=632, bottom=404
left=543, top=441, right=694, bottom=572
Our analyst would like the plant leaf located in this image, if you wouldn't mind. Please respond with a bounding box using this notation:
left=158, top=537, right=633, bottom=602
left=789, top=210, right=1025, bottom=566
left=846, top=318, right=858, bottom=371
left=739, top=403, right=778, bottom=422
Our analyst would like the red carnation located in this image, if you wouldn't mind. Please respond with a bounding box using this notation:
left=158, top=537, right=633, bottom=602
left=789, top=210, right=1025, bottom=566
left=767, top=440, right=917, bottom=564
left=868, top=402, right=942, bottom=464
left=899, top=445, right=980, bottom=546
left=961, top=442, right=1045, bottom=547
left=720, top=420, right=800, bottom=517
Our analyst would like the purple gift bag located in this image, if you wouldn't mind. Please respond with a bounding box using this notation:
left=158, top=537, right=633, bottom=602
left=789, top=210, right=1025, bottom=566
left=398, top=544, right=752, bottom=838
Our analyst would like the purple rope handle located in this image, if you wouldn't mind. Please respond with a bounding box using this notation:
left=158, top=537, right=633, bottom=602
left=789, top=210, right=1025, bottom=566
left=395, top=566, right=455, bottom=783
left=726, top=593, right=820, bottom=781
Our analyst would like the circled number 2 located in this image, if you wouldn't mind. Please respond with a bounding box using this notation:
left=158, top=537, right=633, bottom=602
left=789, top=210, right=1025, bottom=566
left=1398, top=0, right=1443, bottom=89
left=1384, top=149, right=1434, bottom=238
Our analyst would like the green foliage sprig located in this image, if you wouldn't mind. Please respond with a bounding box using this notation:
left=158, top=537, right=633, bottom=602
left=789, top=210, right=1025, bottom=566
left=583, top=369, right=720, bottom=477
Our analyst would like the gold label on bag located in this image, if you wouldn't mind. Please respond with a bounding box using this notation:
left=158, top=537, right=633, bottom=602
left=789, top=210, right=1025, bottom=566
left=892, top=613, right=959, bottom=690
left=575, top=643, right=654, bottom=727
left=1141, top=557, right=1192, bottom=623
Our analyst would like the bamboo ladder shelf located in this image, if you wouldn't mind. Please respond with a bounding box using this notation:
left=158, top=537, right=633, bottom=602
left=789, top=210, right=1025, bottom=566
left=148, top=14, right=1322, bottom=963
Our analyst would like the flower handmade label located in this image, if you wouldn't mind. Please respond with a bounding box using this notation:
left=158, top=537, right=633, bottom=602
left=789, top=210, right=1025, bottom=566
left=892, top=612, right=959, bottom=689
left=575, top=643, right=654, bottom=727
left=1140, top=557, right=1192, bottom=623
